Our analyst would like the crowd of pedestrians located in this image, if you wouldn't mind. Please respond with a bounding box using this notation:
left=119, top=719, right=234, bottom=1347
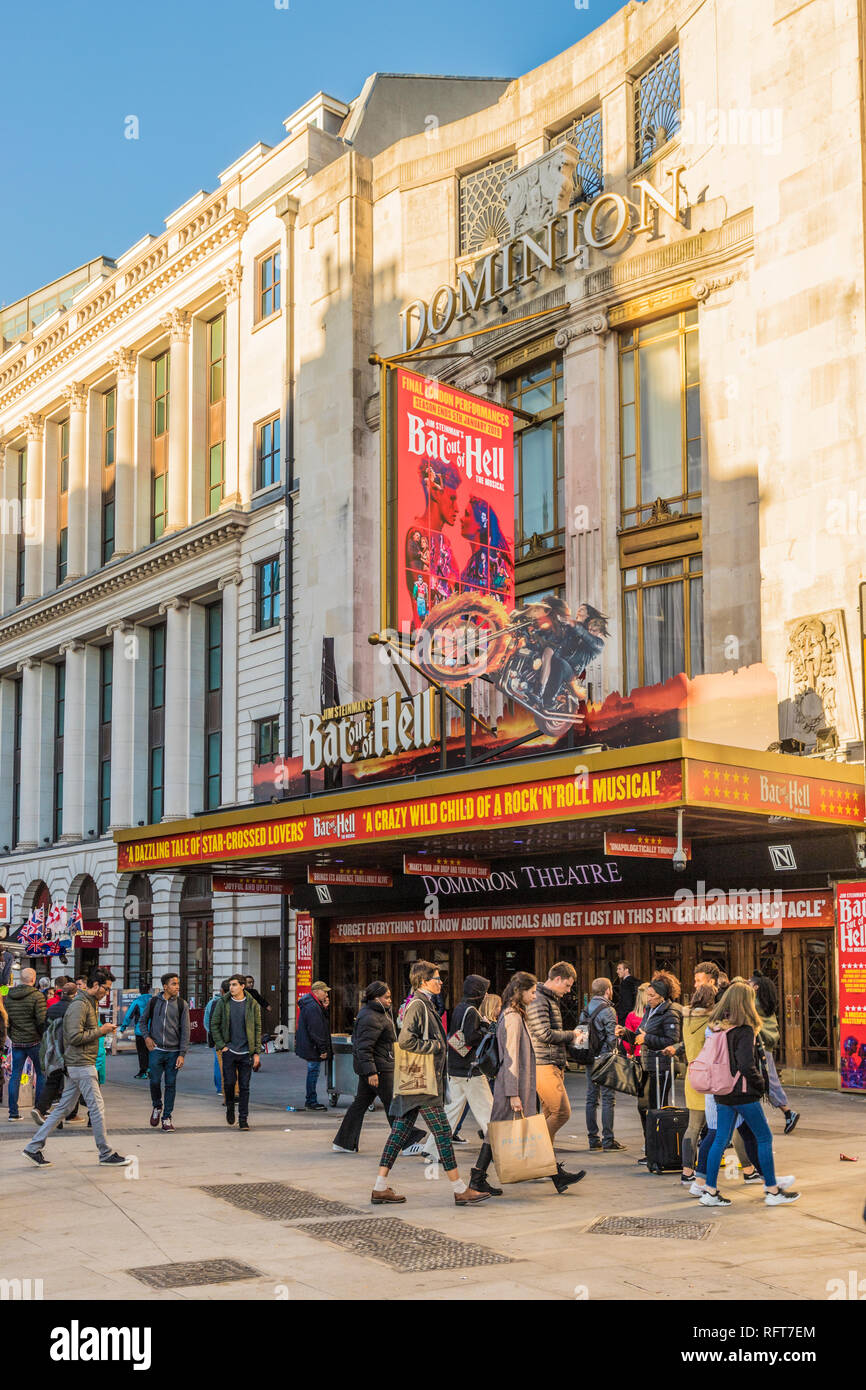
left=6, top=955, right=804, bottom=1215
left=322, top=956, right=805, bottom=1212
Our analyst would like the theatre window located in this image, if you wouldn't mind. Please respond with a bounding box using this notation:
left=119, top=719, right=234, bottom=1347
left=549, top=107, right=604, bottom=204
left=458, top=155, right=516, bottom=259
left=506, top=352, right=565, bottom=599
left=618, top=308, right=703, bottom=691
left=633, top=43, right=681, bottom=168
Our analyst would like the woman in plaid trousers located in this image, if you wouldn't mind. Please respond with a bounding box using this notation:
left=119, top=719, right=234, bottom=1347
left=371, top=960, right=490, bottom=1208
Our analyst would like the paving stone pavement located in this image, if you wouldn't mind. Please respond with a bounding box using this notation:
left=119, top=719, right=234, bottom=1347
left=2, top=1046, right=865, bottom=1301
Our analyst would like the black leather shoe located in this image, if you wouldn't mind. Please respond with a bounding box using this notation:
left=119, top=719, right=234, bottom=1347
left=226, top=1108, right=236, bottom=1126
left=305, top=1102, right=327, bottom=1111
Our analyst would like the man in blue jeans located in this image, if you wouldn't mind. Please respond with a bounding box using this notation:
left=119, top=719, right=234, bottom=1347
left=143, top=972, right=190, bottom=1132
left=582, top=977, right=625, bottom=1152
left=6, top=967, right=47, bottom=1119
left=295, top=982, right=332, bottom=1110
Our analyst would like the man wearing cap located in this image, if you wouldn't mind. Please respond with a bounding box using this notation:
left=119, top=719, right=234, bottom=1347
left=295, top=981, right=333, bottom=1111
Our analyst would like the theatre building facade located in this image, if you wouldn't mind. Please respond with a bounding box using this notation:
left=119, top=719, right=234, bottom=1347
left=17, top=0, right=866, bottom=1087
left=119, top=0, right=866, bottom=1086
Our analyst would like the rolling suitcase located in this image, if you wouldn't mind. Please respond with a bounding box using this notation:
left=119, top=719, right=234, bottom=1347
left=645, top=1057, right=689, bottom=1174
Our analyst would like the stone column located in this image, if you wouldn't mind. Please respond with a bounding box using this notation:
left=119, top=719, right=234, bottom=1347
left=0, top=441, right=15, bottom=614
left=163, top=309, right=191, bottom=533
left=556, top=315, right=613, bottom=693
left=22, top=415, right=44, bottom=601
left=0, top=677, right=16, bottom=850
left=59, top=641, right=85, bottom=841
left=107, top=620, right=139, bottom=829
left=16, top=658, right=53, bottom=848
left=63, top=382, right=88, bottom=583
left=220, top=267, right=243, bottom=507
left=217, top=571, right=242, bottom=804
left=112, top=350, right=137, bottom=557
left=160, top=597, right=190, bottom=820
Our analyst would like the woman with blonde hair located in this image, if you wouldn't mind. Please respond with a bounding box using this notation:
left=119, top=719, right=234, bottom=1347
left=622, top=983, right=649, bottom=1057
left=469, top=972, right=585, bottom=1196
left=698, top=981, right=800, bottom=1208
left=479, top=993, right=502, bottom=1025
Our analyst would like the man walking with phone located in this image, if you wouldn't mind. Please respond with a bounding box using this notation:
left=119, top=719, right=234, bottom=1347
left=23, top=968, right=133, bottom=1168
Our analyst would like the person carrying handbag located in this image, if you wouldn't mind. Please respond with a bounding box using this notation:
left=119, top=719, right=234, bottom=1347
left=470, top=971, right=586, bottom=1196
left=581, top=978, right=625, bottom=1151
left=420, top=973, right=497, bottom=1174
left=371, top=961, right=490, bottom=1207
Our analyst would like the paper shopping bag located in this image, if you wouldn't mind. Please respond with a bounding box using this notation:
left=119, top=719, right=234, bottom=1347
left=392, top=1042, right=436, bottom=1097
left=487, top=1112, right=558, bottom=1183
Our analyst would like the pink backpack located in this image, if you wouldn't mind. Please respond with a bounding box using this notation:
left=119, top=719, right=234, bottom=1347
left=688, top=1028, right=742, bottom=1095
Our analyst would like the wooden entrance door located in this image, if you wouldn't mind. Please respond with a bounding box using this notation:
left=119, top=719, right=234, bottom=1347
left=753, top=929, right=834, bottom=1070
left=260, top=938, right=280, bottom=1034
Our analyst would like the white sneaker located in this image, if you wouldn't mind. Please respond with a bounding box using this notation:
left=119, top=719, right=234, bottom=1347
left=689, top=1181, right=706, bottom=1197
left=699, top=1189, right=732, bottom=1207
left=401, top=1142, right=428, bottom=1157
left=331, top=1143, right=357, bottom=1154
left=765, top=1188, right=800, bottom=1205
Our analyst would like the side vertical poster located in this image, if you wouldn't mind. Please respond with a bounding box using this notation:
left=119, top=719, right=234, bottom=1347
left=295, top=911, right=313, bottom=1020
left=835, top=882, right=866, bottom=1090
left=395, top=369, right=514, bottom=632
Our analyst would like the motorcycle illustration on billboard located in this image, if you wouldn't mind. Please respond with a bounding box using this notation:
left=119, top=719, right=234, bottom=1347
left=415, top=591, right=609, bottom=737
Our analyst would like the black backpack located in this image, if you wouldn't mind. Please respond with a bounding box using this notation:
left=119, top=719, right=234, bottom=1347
left=469, top=1026, right=500, bottom=1080
left=572, top=1006, right=605, bottom=1067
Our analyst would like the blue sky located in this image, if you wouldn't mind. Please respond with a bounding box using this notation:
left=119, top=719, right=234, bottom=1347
left=0, top=0, right=625, bottom=308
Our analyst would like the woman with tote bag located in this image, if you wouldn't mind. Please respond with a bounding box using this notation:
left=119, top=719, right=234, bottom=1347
left=371, top=961, right=490, bottom=1207
left=470, top=972, right=586, bottom=1196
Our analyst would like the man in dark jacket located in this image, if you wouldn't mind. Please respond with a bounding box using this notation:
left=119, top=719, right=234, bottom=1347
left=143, top=972, right=190, bottom=1132
left=333, top=981, right=397, bottom=1153
left=581, top=978, right=623, bottom=1151
left=32, top=981, right=81, bottom=1126
left=295, top=982, right=332, bottom=1110
left=210, top=975, right=262, bottom=1129
left=6, top=967, right=47, bottom=1119
left=615, top=962, right=639, bottom=1025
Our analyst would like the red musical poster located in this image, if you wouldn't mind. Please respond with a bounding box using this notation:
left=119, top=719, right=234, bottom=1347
left=395, top=369, right=514, bottom=632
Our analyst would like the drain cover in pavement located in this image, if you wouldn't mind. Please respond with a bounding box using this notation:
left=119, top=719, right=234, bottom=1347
left=587, top=1214, right=713, bottom=1241
left=302, top=1216, right=512, bottom=1272
left=201, top=1181, right=364, bottom=1221
left=126, top=1258, right=262, bottom=1288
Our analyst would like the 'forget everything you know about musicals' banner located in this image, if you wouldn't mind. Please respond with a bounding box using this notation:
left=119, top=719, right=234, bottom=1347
left=397, top=369, right=515, bottom=632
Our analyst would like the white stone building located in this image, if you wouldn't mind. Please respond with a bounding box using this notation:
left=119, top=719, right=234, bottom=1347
left=0, top=77, right=511, bottom=1014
